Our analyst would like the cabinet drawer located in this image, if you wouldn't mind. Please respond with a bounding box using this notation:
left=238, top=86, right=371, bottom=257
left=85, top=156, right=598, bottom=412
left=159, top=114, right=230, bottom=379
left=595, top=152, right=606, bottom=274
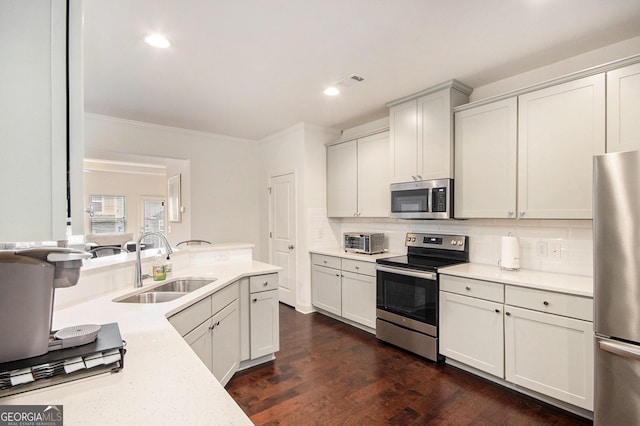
left=249, top=273, right=278, bottom=293
left=212, top=281, right=239, bottom=314
left=169, top=296, right=211, bottom=337
left=440, top=275, right=504, bottom=303
left=312, top=254, right=341, bottom=269
left=342, top=259, right=376, bottom=276
left=505, top=286, right=593, bottom=321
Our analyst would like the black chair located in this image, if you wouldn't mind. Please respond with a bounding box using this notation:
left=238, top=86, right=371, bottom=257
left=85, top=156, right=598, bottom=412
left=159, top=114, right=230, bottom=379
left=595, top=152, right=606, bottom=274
left=176, top=239, right=212, bottom=247
left=89, top=245, right=129, bottom=258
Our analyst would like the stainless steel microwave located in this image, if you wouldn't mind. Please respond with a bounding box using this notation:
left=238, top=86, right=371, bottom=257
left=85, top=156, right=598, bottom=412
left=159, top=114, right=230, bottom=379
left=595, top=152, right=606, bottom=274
left=390, top=178, right=453, bottom=219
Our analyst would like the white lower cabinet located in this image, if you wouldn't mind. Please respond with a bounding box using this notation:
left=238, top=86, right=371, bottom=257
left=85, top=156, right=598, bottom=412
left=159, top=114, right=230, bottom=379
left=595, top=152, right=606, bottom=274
left=439, top=292, right=504, bottom=377
left=311, top=263, right=342, bottom=315
left=504, top=305, right=594, bottom=411
left=439, top=274, right=594, bottom=411
left=184, top=300, right=240, bottom=386
left=249, top=274, right=280, bottom=359
left=311, top=254, right=376, bottom=330
left=341, top=270, right=376, bottom=329
left=171, top=282, right=240, bottom=386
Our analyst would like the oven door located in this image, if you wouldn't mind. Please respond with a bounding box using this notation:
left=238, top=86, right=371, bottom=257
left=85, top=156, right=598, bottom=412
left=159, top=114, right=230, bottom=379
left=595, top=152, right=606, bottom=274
left=376, top=265, right=438, bottom=329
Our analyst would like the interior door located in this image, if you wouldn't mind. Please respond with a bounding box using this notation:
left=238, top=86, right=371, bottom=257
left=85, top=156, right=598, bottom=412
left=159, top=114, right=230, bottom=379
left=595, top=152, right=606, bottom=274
left=269, top=172, right=296, bottom=307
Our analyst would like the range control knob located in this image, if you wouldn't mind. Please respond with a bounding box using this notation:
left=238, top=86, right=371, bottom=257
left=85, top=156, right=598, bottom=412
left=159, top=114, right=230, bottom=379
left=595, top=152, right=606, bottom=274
left=451, top=239, right=456, bottom=245
left=411, top=237, right=416, bottom=242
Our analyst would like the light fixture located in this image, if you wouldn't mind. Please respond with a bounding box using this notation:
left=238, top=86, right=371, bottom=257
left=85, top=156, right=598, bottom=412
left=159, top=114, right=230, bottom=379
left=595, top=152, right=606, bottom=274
left=145, top=34, right=171, bottom=48
left=324, top=87, right=340, bottom=96
left=323, top=74, right=365, bottom=96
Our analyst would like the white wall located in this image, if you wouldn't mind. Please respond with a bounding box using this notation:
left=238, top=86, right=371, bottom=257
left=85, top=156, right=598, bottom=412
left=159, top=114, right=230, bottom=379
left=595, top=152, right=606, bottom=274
left=258, top=123, right=339, bottom=311
left=334, top=218, right=592, bottom=276
left=470, top=35, right=640, bottom=101
left=84, top=114, right=261, bottom=252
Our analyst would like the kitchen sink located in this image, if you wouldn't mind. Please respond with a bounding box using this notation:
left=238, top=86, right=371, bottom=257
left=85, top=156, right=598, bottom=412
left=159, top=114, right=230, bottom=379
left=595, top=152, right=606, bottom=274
left=116, top=291, right=187, bottom=304
left=151, top=279, right=216, bottom=293
left=114, top=278, right=217, bottom=303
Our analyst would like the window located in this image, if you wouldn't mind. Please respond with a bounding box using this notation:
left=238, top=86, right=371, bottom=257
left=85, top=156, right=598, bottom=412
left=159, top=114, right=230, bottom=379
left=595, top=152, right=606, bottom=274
left=89, top=195, right=126, bottom=234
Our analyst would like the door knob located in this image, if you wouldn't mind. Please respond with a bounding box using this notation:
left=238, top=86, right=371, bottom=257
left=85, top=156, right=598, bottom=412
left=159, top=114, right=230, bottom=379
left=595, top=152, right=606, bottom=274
left=288, top=244, right=294, bottom=250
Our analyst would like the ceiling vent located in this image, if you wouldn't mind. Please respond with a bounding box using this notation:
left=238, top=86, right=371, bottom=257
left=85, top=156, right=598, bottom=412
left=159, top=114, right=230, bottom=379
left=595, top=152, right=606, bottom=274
left=337, top=74, right=365, bottom=88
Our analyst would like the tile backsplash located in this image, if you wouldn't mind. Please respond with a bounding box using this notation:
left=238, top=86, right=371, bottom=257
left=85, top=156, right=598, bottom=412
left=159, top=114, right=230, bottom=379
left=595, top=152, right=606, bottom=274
left=310, top=215, right=593, bottom=277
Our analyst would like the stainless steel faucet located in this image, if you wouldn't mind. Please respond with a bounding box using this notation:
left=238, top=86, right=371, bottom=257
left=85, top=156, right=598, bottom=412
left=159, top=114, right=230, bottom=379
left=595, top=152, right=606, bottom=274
left=134, top=232, right=174, bottom=288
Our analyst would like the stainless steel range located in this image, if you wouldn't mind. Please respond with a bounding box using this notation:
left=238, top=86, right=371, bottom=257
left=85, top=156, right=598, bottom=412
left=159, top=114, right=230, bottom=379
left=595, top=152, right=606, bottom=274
left=375, top=233, right=469, bottom=361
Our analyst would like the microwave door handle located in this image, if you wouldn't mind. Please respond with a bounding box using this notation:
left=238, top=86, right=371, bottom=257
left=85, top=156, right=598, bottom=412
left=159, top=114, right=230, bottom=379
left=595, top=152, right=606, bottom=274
left=375, top=265, right=437, bottom=281
left=599, top=339, right=640, bottom=362
left=427, top=186, right=432, bottom=213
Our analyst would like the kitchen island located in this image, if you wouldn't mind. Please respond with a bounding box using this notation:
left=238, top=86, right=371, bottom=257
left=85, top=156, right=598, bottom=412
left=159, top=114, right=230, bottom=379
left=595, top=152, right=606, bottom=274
left=1, top=244, right=280, bottom=425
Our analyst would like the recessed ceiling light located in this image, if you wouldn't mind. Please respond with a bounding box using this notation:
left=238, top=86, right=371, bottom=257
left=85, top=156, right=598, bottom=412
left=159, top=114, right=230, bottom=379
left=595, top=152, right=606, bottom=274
left=324, top=87, right=340, bottom=96
left=145, top=34, right=171, bottom=48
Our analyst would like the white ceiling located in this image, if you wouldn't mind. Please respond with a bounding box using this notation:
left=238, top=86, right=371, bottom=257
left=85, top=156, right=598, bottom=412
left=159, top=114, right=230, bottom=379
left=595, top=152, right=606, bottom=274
left=83, top=0, right=640, bottom=140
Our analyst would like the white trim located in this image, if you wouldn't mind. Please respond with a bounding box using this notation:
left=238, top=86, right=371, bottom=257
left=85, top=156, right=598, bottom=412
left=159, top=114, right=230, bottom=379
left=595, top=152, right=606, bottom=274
left=84, top=113, right=258, bottom=145
left=387, top=79, right=474, bottom=107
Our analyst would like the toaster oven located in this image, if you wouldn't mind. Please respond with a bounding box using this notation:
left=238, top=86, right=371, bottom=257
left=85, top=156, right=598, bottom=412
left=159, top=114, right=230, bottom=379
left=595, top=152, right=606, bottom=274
left=343, top=233, right=385, bottom=254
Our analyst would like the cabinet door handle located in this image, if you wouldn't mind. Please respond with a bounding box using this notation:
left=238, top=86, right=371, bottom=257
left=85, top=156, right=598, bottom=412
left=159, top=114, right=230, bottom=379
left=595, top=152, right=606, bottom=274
left=505, top=312, right=511, bottom=316
left=416, top=175, right=422, bottom=180
left=263, top=281, right=269, bottom=286
left=508, top=211, right=514, bottom=217
left=209, top=323, right=215, bottom=330
left=495, top=309, right=500, bottom=313
left=543, top=301, right=549, bottom=306
left=288, top=245, right=294, bottom=250
left=253, top=298, right=258, bottom=303
left=355, top=266, right=359, bottom=270
left=519, top=211, right=525, bottom=217
left=411, top=175, right=417, bottom=181
left=335, top=273, right=340, bottom=277
left=465, top=286, right=471, bottom=291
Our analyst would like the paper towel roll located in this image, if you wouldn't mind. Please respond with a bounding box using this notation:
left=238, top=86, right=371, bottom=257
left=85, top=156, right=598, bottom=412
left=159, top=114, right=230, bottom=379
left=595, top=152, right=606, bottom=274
left=500, top=236, right=520, bottom=270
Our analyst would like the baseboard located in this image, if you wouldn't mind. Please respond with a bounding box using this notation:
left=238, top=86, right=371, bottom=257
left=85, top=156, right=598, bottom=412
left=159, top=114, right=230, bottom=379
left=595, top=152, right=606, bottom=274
left=445, top=358, right=593, bottom=420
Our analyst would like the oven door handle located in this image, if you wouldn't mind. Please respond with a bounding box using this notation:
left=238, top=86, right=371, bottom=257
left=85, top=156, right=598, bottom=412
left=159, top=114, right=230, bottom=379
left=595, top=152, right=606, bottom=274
left=375, top=265, right=437, bottom=281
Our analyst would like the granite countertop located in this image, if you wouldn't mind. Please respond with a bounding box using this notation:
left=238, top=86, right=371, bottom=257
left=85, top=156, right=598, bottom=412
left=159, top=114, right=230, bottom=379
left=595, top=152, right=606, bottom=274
left=2, top=256, right=280, bottom=425
left=439, top=263, right=593, bottom=297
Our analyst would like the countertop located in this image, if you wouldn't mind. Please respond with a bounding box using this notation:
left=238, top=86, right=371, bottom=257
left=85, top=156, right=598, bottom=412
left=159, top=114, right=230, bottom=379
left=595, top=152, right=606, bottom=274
left=1, top=258, right=281, bottom=425
left=439, top=263, right=593, bottom=298
left=309, top=248, right=401, bottom=263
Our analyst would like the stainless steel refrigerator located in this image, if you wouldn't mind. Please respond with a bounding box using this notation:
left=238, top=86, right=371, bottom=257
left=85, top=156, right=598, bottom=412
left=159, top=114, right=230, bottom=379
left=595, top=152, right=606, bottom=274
left=594, top=150, right=640, bottom=423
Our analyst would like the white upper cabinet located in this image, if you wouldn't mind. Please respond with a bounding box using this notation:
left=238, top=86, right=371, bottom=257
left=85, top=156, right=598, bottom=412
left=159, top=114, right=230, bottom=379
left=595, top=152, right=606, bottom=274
left=327, top=131, right=390, bottom=218
left=327, top=141, right=358, bottom=217
left=518, top=74, right=605, bottom=219
left=607, top=62, right=640, bottom=153
left=389, top=81, right=471, bottom=183
left=455, top=73, right=605, bottom=220
left=454, top=98, right=518, bottom=219
left=0, top=0, right=83, bottom=241
left=356, top=132, right=390, bottom=217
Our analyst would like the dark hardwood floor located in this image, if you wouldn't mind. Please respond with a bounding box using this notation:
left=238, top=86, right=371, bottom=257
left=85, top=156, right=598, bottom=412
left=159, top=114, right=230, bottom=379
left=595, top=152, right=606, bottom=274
left=226, top=304, right=592, bottom=425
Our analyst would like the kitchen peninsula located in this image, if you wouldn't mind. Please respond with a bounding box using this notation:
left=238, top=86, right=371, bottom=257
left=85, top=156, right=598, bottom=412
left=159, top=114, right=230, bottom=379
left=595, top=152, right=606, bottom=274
left=2, top=244, right=280, bottom=425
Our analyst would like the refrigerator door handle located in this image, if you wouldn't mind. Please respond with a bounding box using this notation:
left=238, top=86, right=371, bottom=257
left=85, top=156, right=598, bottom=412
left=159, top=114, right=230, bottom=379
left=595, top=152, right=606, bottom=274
left=599, top=339, right=640, bottom=361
